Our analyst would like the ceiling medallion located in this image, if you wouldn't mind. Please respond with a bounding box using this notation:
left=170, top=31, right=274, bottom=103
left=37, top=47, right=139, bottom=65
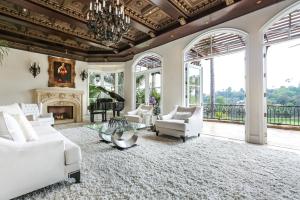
left=86, top=0, right=131, bottom=46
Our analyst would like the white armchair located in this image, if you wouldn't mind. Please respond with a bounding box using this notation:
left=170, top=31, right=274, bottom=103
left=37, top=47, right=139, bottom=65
left=155, top=105, right=203, bottom=142
left=125, top=104, right=153, bottom=125
left=20, top=103, right=55, bottom=126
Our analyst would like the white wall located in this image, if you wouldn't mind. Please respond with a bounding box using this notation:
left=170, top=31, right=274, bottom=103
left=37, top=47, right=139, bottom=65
left=0, top=0, right=297, bottom=128
left=0, top=49, right=85, bottom=113
left=125, top=0, right=298, bottom=115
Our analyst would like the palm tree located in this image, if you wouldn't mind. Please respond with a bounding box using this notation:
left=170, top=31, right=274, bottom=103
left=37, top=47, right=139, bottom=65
left=0, top=40, right=8, bottom=65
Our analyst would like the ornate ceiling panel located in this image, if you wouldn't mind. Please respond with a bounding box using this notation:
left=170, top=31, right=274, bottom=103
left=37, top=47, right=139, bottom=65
left=0, top=0, right=283, bottom=62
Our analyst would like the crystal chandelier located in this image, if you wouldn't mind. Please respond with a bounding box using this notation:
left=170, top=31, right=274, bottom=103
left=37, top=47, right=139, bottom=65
left=86, top=0, right=131, bottom=46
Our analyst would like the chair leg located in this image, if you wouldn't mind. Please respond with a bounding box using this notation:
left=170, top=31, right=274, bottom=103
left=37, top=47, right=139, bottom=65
left=69, top=171, right=80, bottom=183
left=198, top=133, right=200, bottom=137
left=180, top=136, right=186, bottom=142
left=156, top=130, right=159, bottom=136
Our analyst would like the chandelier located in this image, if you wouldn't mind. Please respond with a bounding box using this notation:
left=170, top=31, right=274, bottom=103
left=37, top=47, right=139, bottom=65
left=86, top=0, right=131, bottom=46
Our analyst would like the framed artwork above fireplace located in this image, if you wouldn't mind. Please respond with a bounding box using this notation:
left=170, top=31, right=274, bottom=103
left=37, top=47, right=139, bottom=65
left=48, top=56, right=76, bottom=88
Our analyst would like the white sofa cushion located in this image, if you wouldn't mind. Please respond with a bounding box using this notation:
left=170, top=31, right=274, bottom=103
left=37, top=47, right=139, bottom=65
left=13, top=114, right=39, bottom=141
left=0, top=103, right=39, bottom=141
left=0, top=112, right=26, bottom=143
left=173, top=112, right=192, bottom=120
left=155, top=119, right=187, bottom=131
left=0, top=103, right=24, bottom=115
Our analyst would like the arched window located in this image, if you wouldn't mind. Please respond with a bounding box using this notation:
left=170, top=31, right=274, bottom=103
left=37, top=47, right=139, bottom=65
left=134, top=53, right=162, bottom=113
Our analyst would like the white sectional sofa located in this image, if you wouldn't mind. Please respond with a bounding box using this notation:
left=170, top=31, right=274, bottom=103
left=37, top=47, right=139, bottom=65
left=0, top=103, right=81, bottom=200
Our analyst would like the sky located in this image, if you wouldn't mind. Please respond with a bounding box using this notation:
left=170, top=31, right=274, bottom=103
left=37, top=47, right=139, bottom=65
left=201, top=38, right=300, bottom=95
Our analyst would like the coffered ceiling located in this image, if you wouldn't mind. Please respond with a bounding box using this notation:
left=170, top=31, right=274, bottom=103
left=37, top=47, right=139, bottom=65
left=0, top=0, right=284, bottom=62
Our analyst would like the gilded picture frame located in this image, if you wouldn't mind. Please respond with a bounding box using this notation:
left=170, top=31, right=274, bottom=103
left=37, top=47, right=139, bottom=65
left=48, top=56, right=76, bottom=88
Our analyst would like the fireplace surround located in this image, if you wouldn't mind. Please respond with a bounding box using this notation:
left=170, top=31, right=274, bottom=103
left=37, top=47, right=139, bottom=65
left=33, top=88, right=83, bottom=124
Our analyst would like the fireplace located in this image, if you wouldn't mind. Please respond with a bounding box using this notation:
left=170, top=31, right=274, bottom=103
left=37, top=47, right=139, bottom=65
left=34, top=88, right=83, bottom=124
left=48, top=106, right=74, bottom=123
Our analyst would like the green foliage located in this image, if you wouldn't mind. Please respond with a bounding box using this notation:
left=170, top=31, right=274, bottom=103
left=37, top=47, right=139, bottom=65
left=204, top=86, right=300, bottom=106
left=150, top=88, right=161, bottom=104
left=216, top=96, right=225, bottom=104
left=136, top=88, right=145, bottom=104
left=136, top=75, right=145, bottom=88
left=215, top=112, right=224, bottom=120
left=267, top=86, right=300, bottom=106
left=0, top=40, right=8, bottom=65
left=204, top=87, right=245, bottom=105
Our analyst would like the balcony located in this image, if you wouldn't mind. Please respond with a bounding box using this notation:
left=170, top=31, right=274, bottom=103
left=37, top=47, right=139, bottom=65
left=204, top=104, right=300, bottom=127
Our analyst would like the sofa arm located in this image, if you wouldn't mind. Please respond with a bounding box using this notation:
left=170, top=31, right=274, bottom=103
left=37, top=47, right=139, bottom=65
left=161, top=105, right=178, bottom=120
left=0, top=139, right=65, bottom=199
left=127, top=109, right=138, bottom=115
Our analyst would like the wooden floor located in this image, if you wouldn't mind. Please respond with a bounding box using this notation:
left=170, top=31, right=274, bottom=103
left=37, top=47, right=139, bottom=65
left=203, top=121, right=300, bottom=151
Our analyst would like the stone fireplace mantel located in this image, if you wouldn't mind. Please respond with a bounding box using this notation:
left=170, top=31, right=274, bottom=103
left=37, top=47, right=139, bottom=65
left=33, top=88, right=84, bottom=124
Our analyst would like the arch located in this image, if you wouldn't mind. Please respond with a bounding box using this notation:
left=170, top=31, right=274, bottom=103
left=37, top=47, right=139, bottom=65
left=132, top=52, right=163, bottom=72
left=182, top=28, right=249, bottom=107
left=261, top=1, right=300, bottom=34
left=132, top=52, right=163, bottom=112
left=183, top=28, right=248, bottom=59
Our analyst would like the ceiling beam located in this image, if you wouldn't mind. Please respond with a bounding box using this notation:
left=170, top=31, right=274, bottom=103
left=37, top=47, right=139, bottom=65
left=148, top=0, right=187, bottom=20
left=0, top=13, right=115, bottom=52
left=23, top=0, right=152, bottom=38
left=6, top=0, right=133, bottom=48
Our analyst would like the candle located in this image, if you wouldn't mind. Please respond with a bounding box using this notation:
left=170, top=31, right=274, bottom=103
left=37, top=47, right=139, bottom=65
left=90, top=2, right=92, bottom=10
left=109, top=5, right=111, bottom=13
left=117, top=0, right=119, bottom=5
left=103, top=0, right=105, bottom=8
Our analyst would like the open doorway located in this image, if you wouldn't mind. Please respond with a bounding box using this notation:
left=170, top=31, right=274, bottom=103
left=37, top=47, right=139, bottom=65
left=184, top=30, right=247, bottom=141
left=264, top=6, right=300, bottom=150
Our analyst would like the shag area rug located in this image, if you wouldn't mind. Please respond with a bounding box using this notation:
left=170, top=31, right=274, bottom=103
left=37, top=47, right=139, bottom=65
left=17, top=127, right=300, bottom=200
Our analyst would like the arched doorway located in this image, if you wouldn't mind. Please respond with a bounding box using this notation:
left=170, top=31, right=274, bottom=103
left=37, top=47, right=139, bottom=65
left=262, top=1, right=300, bottom=150
left=133, top=52, right=163, bottom=114
left=183, top=28, right=248, bottom=140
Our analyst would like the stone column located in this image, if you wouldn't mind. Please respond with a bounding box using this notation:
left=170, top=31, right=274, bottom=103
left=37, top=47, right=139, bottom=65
left=245, top=30, right=267, bottom=144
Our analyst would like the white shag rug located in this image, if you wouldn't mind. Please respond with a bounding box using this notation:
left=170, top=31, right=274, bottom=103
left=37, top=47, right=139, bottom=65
left=16, top=127, right=300, bottom=200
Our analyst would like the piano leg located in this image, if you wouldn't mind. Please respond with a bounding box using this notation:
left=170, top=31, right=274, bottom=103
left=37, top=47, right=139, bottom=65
left=90, top=113, right=94, bottom=123
left=117, top=111, right=120, bottom=116
left=101, top=113, right=105, bottom=122
left=113, top=110, right=116, bottom=118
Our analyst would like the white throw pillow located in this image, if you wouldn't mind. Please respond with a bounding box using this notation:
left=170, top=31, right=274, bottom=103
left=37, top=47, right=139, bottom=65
left=13, top=114, right=39, bottom=141
left=173, top=112, right=192, bottom=120
left=0, top=112, right=26, bottom=143
left=0, top=103, right=24, bottom=116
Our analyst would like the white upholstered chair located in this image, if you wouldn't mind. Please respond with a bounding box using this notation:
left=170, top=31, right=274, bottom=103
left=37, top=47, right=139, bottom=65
left=20, top=103, right=55, bottom=126
left=155, top=105, right=203, bottom=142
left=125, top=104, right=153, bottom=125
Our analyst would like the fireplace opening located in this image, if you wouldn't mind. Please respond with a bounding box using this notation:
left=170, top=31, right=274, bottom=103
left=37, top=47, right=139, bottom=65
left=48, top=106, right=73, bottom=121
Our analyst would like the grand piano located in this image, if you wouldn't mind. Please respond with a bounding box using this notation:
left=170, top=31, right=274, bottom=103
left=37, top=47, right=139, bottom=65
left=88, top=86, right=125, bottom=122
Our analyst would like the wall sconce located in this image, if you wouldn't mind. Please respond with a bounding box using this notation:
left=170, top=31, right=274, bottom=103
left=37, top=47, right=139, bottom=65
left=29, top=62, right=40, bottom=78
left=80, top=69, right=88, bottom=81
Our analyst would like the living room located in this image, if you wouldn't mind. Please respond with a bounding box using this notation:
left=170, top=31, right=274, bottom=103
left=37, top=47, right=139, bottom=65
left=0, top=0, right=300, bottom=199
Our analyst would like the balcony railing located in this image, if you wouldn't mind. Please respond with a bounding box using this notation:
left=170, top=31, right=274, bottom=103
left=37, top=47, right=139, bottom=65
left=203, top=104, right=300, bottom=126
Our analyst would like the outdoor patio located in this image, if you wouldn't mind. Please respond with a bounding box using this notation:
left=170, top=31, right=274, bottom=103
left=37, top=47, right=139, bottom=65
left=203, top=121, right=300, bottom=151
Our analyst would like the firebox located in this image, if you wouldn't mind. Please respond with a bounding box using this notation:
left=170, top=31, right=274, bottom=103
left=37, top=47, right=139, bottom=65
left=48, top=106, right=73, bottom=121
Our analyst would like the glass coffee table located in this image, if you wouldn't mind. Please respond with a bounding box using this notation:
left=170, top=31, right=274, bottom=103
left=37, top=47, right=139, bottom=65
left=86, top=121, right=146, bottom=149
